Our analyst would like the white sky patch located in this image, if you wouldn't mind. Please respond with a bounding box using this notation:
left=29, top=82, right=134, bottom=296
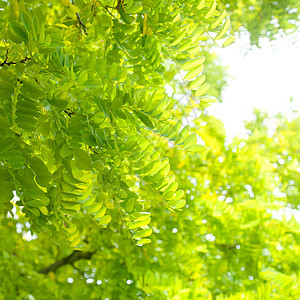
left=22, top=231, right=38, bottom=241
left=208, top=31, right=300, bottom=142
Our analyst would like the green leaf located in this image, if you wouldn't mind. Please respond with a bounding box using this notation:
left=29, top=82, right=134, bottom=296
left=98, top=215, right=112, bottom=225
left=93, top=206, right=106, bottom=219
left=186, top=144, right=206, bottom=152
left=170, top=29, right=186, bottom=46
left=60, top=209, right=78, bottom=216
left=152, top=98, right=170, bottom=116
left=61, top=201, right=80, bottom=211
left=60, top=144, right=73, bottom=158
left=168, top=120, right=182, bottom=140
left=210, top=10, right=227, bottom=30
left=184, top=65, right=204, bottom=80
left=175, top=126, right=191, bottom=145
left=73, top=149, right=93, bottom=171
left=175, top=199, right=186, bottom=209
left=93, top=160, right=105, bottom=171
left=69, top=236, right=81, bottom=248
left=39, top=206, right=48, bottom=215
left=200, top=97, right=218, bottom=103
left=136, top=238, right=151, bottom=245
left=88, top=202, right=103, bottom=214
left=177, top=39, right=193, bottom=52
left=174, top=190, right=184, bottom=201
left=181, top=57, right=205, bottom=71
left=215, top=18, right=230, bottom=40
left=29, top=157, right=52, bottom=187
left=182, top=133, right=198, bottom=148
left=162, top=181, right=178, bottom=193
left=223, top=36, right=236, bottom=47
left=78, top=71, right=88, bottom=85
left=134, top=110, right=154, bottom=128
left=112, top=97, right=123, bottom=109
left=195, top=83, right=210, bottom=97
left=0, top=1, right=7, bottom=8
left=26, top=200, right=45, bottom=207
left=81, top=132, right=97, bottom=147
left=0, top=138, right=15, bottom=154
left=133, top=228, right=152, bottom=239
left=125, top=198, right=135, bottom=213
left=203, top=0, right=216, bottom=19
left=128, top=217, right=151, bottom=229
left=118, top=66, right=127, bottom=83
left=189, top=75, right=206, bottom=90
left=20, top=79, right=46, bottom=99
left=21, top=12, right=32, bottom=33
left=197, top=0, right=205, bottom=10
left=164, top=191, right=175, bottom=200
left=10, top=20, right=28, bottom=42
left=118, top=6, right=134, bottom=24
left=7, top=29, right=22, bottom=44
left=126, top=2, right=143, bottom=13
left=108, top=63, right=118, bottom=80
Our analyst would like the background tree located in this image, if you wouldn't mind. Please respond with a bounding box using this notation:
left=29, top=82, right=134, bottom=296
left=219, top=0, right=300, bottom=45
left=1, top=109, right=300, bottom=299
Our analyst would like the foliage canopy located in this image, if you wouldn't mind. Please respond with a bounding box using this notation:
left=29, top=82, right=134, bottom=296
left=0, top=0, right=300, bottom=299
left=222, top=0, right=300, bottom=45
left=0, top=0, right=234, bottom=248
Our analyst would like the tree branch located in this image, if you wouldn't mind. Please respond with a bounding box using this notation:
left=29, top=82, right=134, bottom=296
left=215, top=242, right=237, bottom=251
left=71, top=0, right=88, bottom=35
left=38, top=250, right=96, bottom=274
left=0, top=48, right=31, bottom=67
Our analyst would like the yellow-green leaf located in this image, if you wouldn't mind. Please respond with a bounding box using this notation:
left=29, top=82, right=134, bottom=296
left=175, top=126, right=191, bottom=144
left=182, top=57, right=205, bottom=71
left=223, top=36, right=236, bottom=47
left=134, top=228, right=152, bottom=239
left=78, top=71, right=88, bottom=85
left=164, top=191, right=175, bottom=200
left=175, top=199, right=186, bottom=209
left=94, top=206, right=107, bottom=219
left=168, top=120, right=183, bottom=140
left=136, top=238, right=151, bottom=245
left=203, top=0, right=216, bottom=19
left=10, top=20, right=28, bottom=42
left=215, top=18, right=230, bottom=40
left=200, top=97, right=218, bottom=103
left=69, top=236, right=81, bottom=248
left=186, top=144, right=206, bottom=152
left=184, top=65, right=204, bottom=80
left=98, top=215, right=112, bottom=225
left=197, top=0, right=206, bottom=10
left=170, top=30, right=186, bottom=46
left=210, top=10, right=227, bottom=30
left=128, top=217, right=151, bottom=229
left=174, top=190, right=184, bottom=201
left=195, top=83, right=210, bottom=97
left=189, top=75, right=206, bottom=90
left=182, top=133, right=198, bottom=148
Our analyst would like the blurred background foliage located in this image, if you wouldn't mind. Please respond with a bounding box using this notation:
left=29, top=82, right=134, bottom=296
left=219, top=0, right=300, bottom=45
left=1, top=108, right=300, bottom=299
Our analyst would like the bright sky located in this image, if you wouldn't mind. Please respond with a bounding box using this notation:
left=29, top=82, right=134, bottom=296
left=208, top=32, right=300, bottom=141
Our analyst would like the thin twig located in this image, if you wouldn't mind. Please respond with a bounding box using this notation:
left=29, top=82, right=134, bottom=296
left=0, top=52, right=31, bottom=67
left=38, top=250, right=96, bottom=274
left=104, top=6, right=116, bottom=18
left=76, top=12, right=88, bottom=35
left=71, top=0, right=88, bottom=35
